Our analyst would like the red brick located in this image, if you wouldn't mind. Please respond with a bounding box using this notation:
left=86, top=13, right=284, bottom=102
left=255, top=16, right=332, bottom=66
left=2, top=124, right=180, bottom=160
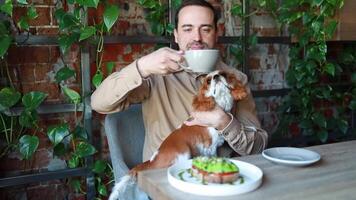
left=102, top=44, right=125, bottom=62
left=7, top=46, right=51, bottom=64
left=13, top=7, right=51, bottom=27
left=7, top=64, right=20, bottom=83
left=17, top=64, right=36, bottom=83
left=248, top=57, right=261, bottom=69
left=0, top=155, right=26, bottom=171
left=21, top=82, right=60, bottom=101
left=31, top=148, right=51, bottom=169
left=35, top=27, right=59, bottom=35
left=253, top=27, right=280, bottom=37
left=27, top=184, right=67, bottom=200
left=28, top=0, right=55, bottom=6
left=49, top=46, right=61, bottom=63
left=34, top=64, right=51, bottom=82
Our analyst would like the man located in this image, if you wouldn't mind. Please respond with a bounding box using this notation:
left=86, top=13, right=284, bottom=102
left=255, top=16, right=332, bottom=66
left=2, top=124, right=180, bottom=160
left=92, top=0, right=267, bottom=170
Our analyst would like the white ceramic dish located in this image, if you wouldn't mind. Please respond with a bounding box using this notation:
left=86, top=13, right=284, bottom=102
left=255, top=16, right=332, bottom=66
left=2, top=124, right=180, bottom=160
left=167, top=159, right=263, bottom=196
left=262, top=147, right=321, bottom=167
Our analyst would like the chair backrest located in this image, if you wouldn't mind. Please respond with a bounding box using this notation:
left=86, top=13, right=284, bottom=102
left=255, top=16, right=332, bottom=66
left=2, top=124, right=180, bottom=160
left=104, top=104, right=145, bottom=172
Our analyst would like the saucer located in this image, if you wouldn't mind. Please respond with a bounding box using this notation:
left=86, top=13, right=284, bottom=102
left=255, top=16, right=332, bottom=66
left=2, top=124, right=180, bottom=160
left=262, top=147, right=321, bottom=167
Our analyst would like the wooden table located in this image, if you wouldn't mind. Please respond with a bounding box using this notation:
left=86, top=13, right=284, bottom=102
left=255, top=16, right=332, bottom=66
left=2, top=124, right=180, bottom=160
left=138, top=140, right=356, bottom=200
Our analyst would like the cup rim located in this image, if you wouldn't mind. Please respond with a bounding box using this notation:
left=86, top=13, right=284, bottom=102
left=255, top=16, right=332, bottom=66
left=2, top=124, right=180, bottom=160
left=185, top=49, right=219, bottom=53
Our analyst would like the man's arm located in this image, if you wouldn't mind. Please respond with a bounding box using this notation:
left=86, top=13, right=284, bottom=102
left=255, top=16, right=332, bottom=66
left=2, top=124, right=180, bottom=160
left=91, top=61, right=150, bottom=114
left=91, top=47, right=186, bottom=114
left=219, top=88, right=268, bottom=155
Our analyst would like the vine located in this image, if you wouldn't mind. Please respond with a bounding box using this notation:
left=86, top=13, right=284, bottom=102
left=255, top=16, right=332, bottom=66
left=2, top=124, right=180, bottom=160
left=0, top=0, right=119, bottom=198
left=260, top=0, right=355, bottom=144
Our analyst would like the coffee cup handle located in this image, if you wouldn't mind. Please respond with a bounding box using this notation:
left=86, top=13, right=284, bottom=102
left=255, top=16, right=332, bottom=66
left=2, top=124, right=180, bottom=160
left=176, top=62, right=193, bottom=72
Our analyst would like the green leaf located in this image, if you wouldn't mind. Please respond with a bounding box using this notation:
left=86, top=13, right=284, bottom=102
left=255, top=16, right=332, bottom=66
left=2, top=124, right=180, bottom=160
left=317, top=129, right=328, bottom=143
left=166, top=23, right=175, bottom=34
left=92, top=160, right=107, bottom=174
left=352, top=72, right=356, bottom=84
left=104, top=4, right=119, bottom=31
left=231, top=4, right=242, bottom=17
left=62, top=86, right=81, bottom=104
left=324, top=63, right=335, bottom=76
left=70, top=179, right=82, bottom=193
left=17, top=16, right=29, bottom=31
left=97, top=180, right=108, bottom=196
left=92, top=72, right=103, bottom=88
left=16, top=0, right=28, bottom=5
left=19, top=110, right=38, bottom=128
left=55, top=66, right=76, bottom=82
left=0, top=35, right=12, bottom=58
left=68, top=154, right=80, bottom=168
left=312, top=112, right=327, bottom=128
left=349, top=100, right=356, bottom=110
left=54, top=8, right=66, bottom=21
left=106, top=62, right=115, bottom=75
left=325, top=20, right=338, bottom=39
left=58, top=34, right=77, bottom=54
left=22, top=91, right=47, bottom=110
left=53, top=143, right=66, bottom=157
left=0, top=87, right=21, bottom=111
left=249, top=34, right=258, bottom=46
left=312, top=0, right=324, bottom=6
left=338, top=119, right=348, bottom=134
left=172, top=0, right=182, bottom=9
left=75, top=141, right=97, bottom=157
left=151, top=22, right=164, bottom=35
left=27, top=6, right=38, bottom=20
left=72, top=125, right=88, bottom=140
left=19, top=135, right=39, bottom=160
left=0, top=0, right=13, bottom=16
left=79, top=26, right=96, bottom=41
left=47, top=124, right=70, bottom=146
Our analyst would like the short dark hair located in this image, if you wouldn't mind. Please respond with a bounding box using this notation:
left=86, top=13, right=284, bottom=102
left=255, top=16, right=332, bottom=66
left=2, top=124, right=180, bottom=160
left=174, top=0, right=218, bottom=29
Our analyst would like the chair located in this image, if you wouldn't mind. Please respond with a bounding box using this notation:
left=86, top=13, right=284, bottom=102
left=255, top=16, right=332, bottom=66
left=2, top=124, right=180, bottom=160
left=104, top=104, right=145, bottom=182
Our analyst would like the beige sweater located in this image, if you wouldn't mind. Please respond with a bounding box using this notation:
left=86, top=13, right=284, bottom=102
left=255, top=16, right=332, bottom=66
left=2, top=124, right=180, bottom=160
left=91, top=60, right=268, bottom=161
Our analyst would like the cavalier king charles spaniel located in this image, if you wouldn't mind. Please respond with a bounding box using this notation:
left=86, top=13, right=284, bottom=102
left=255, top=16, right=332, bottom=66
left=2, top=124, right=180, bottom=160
left=109, top=70, right=247, bottom=200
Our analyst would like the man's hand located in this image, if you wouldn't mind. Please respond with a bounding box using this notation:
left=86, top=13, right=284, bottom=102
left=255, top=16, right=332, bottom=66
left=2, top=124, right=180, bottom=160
left=184, top=106, right=232, bottom=131
left=137, top=47, right=185, bottom=78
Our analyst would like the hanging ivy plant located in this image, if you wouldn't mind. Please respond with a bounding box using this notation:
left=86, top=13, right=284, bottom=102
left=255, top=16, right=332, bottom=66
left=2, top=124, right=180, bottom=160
left=260, top=0, right=354, bottom=144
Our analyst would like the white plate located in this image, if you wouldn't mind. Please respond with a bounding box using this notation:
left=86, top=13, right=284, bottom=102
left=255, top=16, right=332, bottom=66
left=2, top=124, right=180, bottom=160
left=167, top=159, right=263, bottom=196
left=262, top=147, right=321, bottom=167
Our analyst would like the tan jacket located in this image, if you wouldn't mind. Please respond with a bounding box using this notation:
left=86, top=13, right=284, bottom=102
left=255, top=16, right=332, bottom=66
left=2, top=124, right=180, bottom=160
left=91, top=60, right=268, bottom=161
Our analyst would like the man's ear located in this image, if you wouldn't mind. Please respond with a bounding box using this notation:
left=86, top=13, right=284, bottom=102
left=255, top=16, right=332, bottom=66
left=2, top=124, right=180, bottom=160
left=174, top=29, right=178, bottom=44
left=192, top=95, right=216, bottom=112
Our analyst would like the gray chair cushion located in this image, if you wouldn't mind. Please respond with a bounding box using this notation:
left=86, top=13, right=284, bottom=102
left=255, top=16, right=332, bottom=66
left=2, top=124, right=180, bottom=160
left=104, top=104, right=145, bottom=181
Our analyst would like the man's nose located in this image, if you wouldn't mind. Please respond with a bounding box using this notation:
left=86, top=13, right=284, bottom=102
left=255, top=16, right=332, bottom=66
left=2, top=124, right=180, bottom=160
left=193, top=29, right=202, bottom=41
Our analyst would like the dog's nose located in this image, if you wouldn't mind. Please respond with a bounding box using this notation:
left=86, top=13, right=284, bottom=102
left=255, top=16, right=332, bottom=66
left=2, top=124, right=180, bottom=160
left=213, top=74, right=220, bottom=81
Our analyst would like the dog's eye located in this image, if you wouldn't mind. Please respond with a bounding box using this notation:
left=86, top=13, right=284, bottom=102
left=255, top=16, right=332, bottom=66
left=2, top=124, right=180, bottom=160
left=220, top=72, right=227, bottom=78
left=206, top=78, right=211, bottom=84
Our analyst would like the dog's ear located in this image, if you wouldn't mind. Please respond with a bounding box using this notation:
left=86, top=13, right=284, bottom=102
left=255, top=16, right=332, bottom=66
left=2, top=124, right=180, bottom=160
left=226, top=73, right=247, bottom=101
left=192, top=95, right=216, bottom=111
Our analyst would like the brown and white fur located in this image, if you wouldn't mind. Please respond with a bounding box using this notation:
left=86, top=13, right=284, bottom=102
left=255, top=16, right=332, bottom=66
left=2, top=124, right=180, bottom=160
left=109, top=70, right=247, bottom=200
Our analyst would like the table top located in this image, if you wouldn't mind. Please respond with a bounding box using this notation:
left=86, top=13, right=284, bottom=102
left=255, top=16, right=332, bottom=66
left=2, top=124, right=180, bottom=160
left=138, top=140, right=356, bottom=200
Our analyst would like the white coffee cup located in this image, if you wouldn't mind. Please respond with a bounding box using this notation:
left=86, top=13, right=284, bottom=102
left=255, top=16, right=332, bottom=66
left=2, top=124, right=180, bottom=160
left=180, top=49, right=219, bottom=73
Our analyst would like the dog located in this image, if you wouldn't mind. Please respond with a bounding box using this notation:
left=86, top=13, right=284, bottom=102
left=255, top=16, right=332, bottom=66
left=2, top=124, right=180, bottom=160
left=109, top=70, right=247, bottom=200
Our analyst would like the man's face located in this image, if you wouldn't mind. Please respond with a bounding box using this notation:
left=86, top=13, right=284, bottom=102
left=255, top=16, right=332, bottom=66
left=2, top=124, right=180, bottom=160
left=174, top=5, right=218, bottom=51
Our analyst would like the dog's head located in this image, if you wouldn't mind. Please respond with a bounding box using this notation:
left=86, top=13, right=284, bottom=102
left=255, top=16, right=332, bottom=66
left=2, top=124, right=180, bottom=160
left=192, top=70, right=247, bottom=112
